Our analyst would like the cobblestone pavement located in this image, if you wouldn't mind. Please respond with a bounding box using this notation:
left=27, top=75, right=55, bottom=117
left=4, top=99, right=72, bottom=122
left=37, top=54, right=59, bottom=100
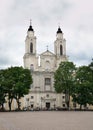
left=0, top=111, right=93, bottom=130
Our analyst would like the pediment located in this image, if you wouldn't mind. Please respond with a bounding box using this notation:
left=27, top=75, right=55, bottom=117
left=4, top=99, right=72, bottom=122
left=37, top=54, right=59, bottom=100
left=40, top=50, right=55, bottom=56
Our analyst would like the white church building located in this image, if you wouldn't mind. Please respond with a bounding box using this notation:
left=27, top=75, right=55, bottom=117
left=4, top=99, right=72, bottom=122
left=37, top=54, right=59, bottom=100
left=23, top=23, right=68, bottom=110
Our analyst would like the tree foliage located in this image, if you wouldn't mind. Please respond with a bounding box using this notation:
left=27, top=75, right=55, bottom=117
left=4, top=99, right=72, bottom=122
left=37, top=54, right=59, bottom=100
left=54, top=61, right=76, bottom=109
left=12, top=67, right=32, bottom=110
left=88, top=59, right=93, bottom=85
left=0, top=67, right=32, bottom=111
left=72, top=65, right=93, bottom=109
left=0, top=70, right=7, bottom=110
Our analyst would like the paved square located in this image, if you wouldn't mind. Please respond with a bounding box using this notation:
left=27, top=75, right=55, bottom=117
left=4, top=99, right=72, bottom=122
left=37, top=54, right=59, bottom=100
left=0, top=111, right=93, bottom=130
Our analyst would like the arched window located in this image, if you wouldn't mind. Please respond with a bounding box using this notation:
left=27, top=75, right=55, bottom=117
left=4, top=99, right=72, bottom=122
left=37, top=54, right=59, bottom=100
left=60, top=45, right=63, bottom=55
left=30, top=43, right=33, bottom=53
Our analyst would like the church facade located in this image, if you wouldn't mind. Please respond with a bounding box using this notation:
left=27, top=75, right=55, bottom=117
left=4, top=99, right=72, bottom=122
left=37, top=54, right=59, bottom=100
left=23, top=23, right=68, bottom=110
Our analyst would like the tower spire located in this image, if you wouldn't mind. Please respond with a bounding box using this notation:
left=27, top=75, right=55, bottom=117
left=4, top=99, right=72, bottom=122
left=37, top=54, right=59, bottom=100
left=28, top=19, right=34, bottom=32
left=30, top=19, right=32, bottom=26
left=46, top=45, right=48, bottom=51
left=58, top=22, right=60, bottom=28
left=57, top=26, right=62, bottom=34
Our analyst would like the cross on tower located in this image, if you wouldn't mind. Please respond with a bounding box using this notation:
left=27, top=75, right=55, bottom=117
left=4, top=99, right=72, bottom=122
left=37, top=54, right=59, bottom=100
left=30, top=19, right=32, bottom=26
left=58, top=22, right=60, bottom=28
left=46, top=45, right=48, bottom=51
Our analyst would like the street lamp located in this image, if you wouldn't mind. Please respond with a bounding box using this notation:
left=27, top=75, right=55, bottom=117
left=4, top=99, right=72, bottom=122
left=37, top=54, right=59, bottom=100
left=26, top=98, right=29, bottom=110
left=41, top=97, right=43, bottom=110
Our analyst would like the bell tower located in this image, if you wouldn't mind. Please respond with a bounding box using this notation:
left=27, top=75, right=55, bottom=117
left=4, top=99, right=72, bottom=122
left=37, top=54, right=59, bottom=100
left=54, top=26, right=67, bottom=67
left=23, top=21, right=38, bottom=70
left=54, top=26, right=66, bottom=56
left=25, top=20, right=36, bottom=55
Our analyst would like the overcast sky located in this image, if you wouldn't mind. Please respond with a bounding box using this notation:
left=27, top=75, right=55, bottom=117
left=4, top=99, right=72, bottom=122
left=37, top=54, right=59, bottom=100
left=0, top=0, right=93, bottom=69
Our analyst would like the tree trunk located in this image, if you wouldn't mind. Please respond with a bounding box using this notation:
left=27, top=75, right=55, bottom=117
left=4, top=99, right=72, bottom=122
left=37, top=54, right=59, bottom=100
left=8, top=93, right=12, bottom=111
left=80, top=104, right=82, bottom=110
left=8, top=100, right=12, bottom=111
left=1, top=104, right=4, bottom=111
left=68, top=92, right=70, bottom=110
left=8, top=98, right=13, bottom=111
left=65, top=84, right=71, bottom=110
left=17, top=98, right=21, bottom=110
left=65, top=93, right=70, bottom=110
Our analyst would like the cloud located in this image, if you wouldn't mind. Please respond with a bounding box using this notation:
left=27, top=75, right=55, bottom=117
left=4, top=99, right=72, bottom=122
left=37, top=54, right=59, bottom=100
left=0, top=0, right=93, bottom=68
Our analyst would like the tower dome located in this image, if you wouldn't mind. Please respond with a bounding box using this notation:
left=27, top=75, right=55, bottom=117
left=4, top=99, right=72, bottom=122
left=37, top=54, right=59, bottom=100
left=28, top=20, right=34, bottom=31
left=57, top=27, right=62, bottom=34
left=28, top=25, right=34, bottom=31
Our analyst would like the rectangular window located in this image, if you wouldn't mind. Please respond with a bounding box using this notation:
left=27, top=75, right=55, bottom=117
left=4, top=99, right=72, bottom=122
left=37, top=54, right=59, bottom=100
left=45, top=78, right=51, bottom=85
left=62, top=95, right=65, bottom=99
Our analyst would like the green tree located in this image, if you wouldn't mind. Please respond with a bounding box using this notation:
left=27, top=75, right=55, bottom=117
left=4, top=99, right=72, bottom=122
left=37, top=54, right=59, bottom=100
left=72, top=65, right=93, bottom=109
left=12, top=67, right=32, bottom=110
left=1, top=68, right=15, bottom=111
left=89, top=59, right=93, bottom=87
left=0, top=70, right=7, bottom=110
left=0, top=67, right=32, bottom=111
left=54, top=61, right=76, bottom=109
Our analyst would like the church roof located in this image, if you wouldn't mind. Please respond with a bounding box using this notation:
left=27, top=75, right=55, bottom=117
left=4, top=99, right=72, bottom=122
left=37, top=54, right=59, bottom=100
left=57, top=27, right=62, bottom=34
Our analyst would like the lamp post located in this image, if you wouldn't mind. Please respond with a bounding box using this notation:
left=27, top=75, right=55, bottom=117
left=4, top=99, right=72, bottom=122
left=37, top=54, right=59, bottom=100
left=26, top=98, right=29, bottom=110
left=41, top=97, right=43, bottom=110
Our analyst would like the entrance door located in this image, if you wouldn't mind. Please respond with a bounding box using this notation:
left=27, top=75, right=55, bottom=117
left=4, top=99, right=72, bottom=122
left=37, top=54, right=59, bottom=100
left=46, top=102, right=50, bottom=110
